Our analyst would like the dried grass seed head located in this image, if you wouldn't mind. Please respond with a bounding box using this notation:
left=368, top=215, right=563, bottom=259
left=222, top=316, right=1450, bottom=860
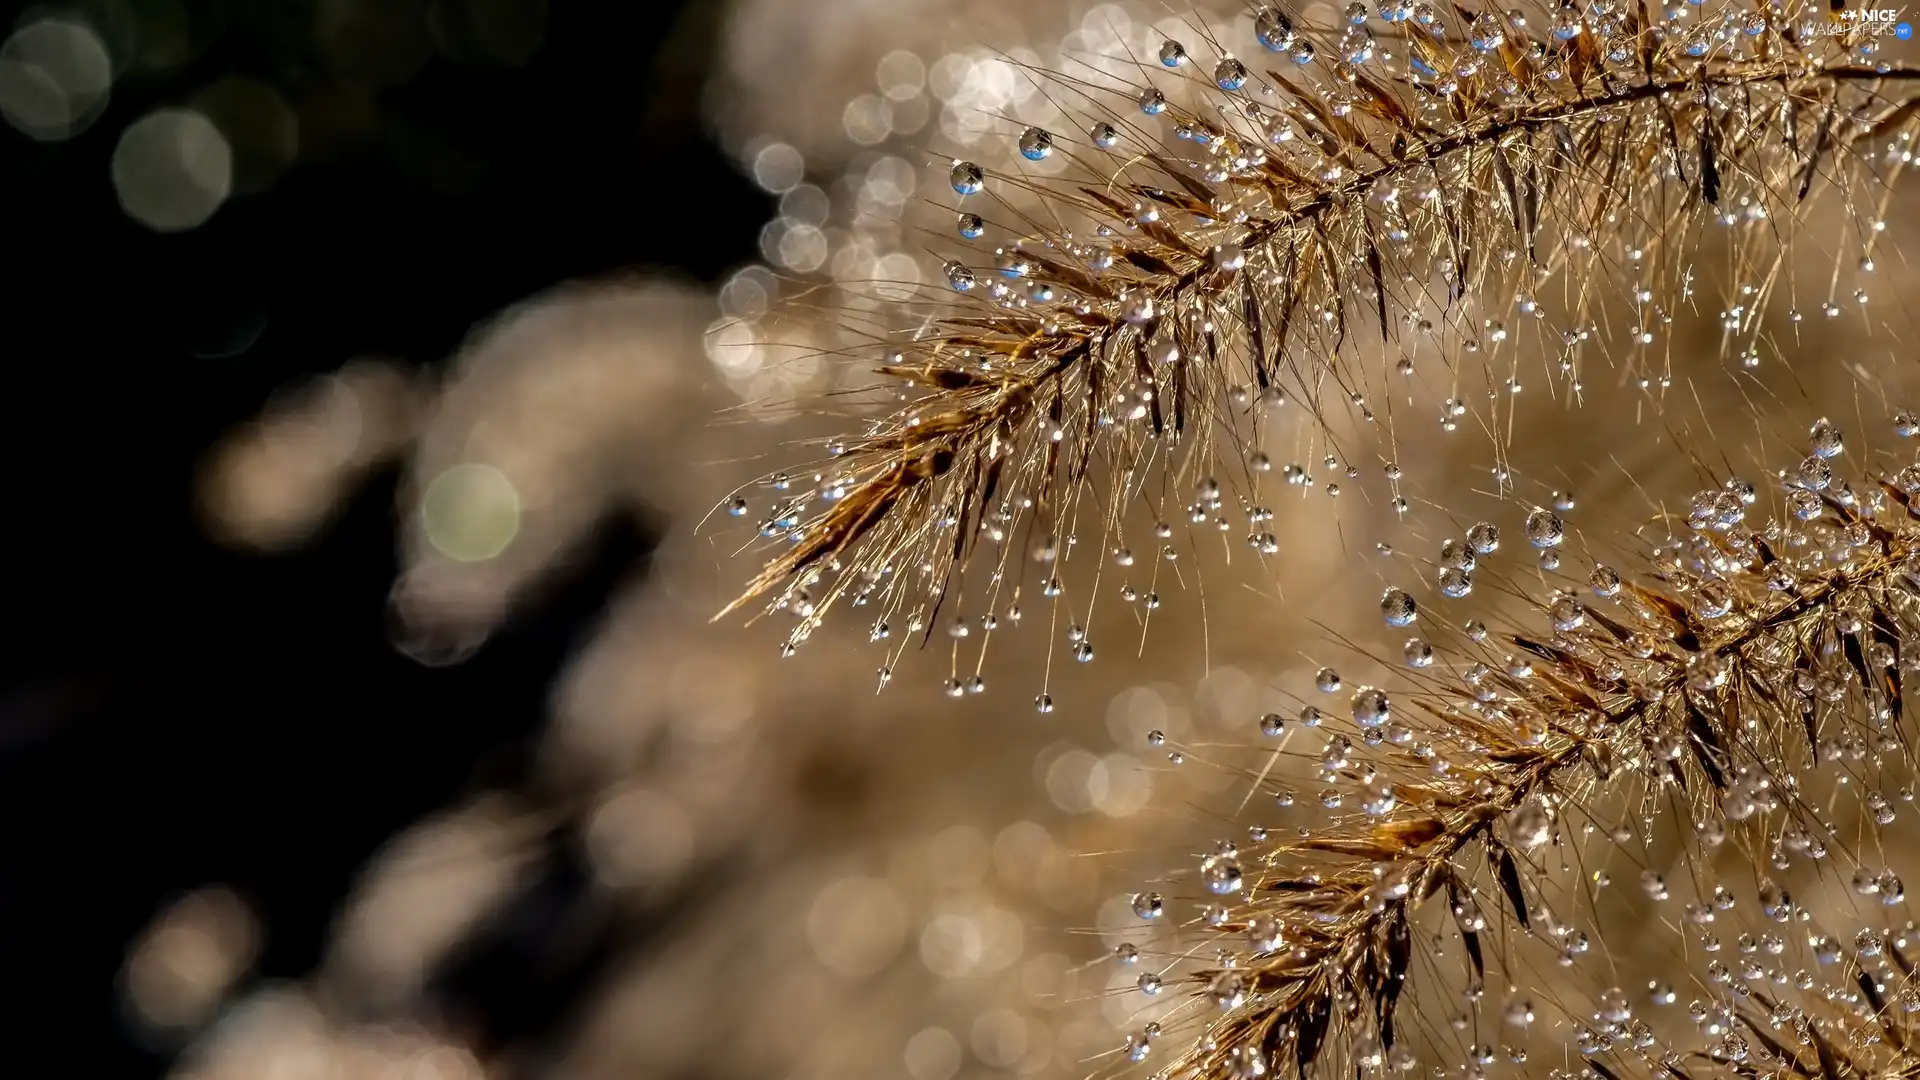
left=719, top=0, right=1920, bottom=704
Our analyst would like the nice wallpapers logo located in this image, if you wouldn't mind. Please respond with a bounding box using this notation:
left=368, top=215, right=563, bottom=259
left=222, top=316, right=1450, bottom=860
left=1835, top=2, right=1912, bottom=36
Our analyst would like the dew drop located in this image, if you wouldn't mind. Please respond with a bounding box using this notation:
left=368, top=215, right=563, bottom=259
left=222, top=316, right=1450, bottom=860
left=1758, top=882, right=1791, bottom=921
left=1380, top=587, right=1418, bottom=626
left=1209, top=970, right=1248, bottom=1009
left=1214, top=57, right=1250, bottom=90
left=1202, top=852, right=1243, bottom=895
left=1524, top=508, right=1564, bottom=548
left=1246, top=914, right=1283, bottom=952
left=1017, top=126, right=1053, bottom=161
left=1470, top=12, right=1506, bottom=49
left=1507, top=798, right=1551, bottom=849
left=1404, top=638, right=1433, bottom=667
left=1256, top=8, right=1296, bottom=50
left=1808, top=417, right=1844, bottom=459
left=1439, top=538, right=1475, bottom=572
left=1351, top=687, right=1390, bottom=727
left=1550, top=597, right=1584, bottom=631
left=949, top=160, right=983, bottom=195
left=1796, top=455, right=1832, bottom=491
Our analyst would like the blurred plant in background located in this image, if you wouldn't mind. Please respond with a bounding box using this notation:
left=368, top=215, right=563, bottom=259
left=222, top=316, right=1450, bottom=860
left=2, top=0, right=555, bottom=229
left=112, top=3, right=1303, bottom=1074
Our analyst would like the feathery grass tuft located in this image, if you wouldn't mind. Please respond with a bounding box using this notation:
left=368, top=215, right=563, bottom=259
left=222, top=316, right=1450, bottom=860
left=1123, top=431, right=1920, bottom=1079
left=720, top=0, right=1919, bottom=674
left=714, top=5, right=1920, bottom=1079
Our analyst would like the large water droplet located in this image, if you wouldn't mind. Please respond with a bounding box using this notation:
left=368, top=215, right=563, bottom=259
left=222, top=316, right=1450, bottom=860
left=949, top=160, right=983, bottom=194
left=1525, top=508, right=1564, bottom=548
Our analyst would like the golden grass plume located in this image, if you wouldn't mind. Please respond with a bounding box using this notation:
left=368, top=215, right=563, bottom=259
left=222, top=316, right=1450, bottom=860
left=714, top=3, right=1920, bottom=1080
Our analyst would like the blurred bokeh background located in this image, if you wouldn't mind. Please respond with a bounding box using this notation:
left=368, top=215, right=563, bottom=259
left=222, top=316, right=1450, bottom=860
left=4, top=3, right=1258, bottom=1077
left=10, top=2, right=1919, bottom=1078
left=2, top=1, right=761, bottom=1074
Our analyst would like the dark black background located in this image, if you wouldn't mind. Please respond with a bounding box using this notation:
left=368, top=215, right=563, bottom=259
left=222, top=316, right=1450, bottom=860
left=0, top=2, right=763, bottom=1072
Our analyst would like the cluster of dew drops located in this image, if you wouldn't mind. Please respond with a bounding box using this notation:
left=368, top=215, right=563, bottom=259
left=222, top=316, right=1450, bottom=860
left=721, top=0, right=1912, bottom=692
left=937, top=0, right=1901, bottom=355
left=721, top=0, right=1912, bottom=705
left=1109, top=508, right=1581, bottom=1068
left=1099, top=409, right=1920, bottom=1073
left=730, top=4, right=1581, bottom=696
left=938, top=0, right=1530, bottom=305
